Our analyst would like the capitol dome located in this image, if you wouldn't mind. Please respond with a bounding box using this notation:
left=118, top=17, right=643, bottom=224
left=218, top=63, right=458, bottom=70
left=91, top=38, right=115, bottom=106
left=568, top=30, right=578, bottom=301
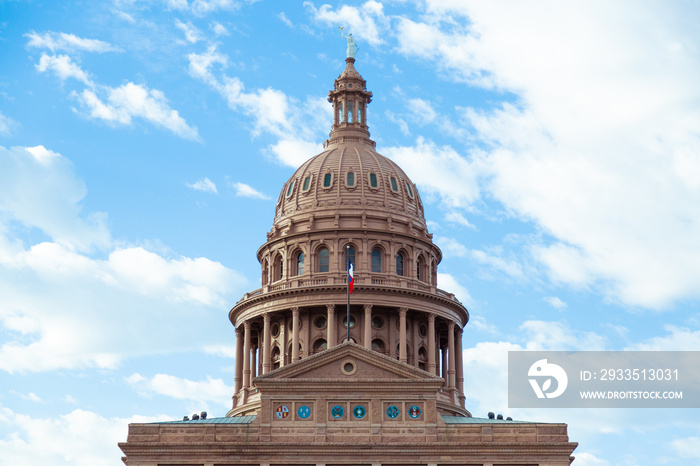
left=229, top=57, right=469, bottom=419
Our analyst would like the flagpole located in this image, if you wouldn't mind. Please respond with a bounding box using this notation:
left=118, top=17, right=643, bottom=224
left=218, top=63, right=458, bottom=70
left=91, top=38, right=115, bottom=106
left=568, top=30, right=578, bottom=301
left=346, top=245, right=350, bottom=342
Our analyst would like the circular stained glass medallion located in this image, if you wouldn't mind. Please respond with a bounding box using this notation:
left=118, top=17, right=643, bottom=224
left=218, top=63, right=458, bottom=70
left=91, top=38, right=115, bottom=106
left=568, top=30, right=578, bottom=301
left=275, top=405, right=289, bottom=419
left=297, top=405, right=311, bottom=419
left=353, top=405, right=366, bottom=419
left=386, top=405, right=400, bottom=419
left=408, top=405, right=421, bottom=419
left=331, top=405, right=345, bottom=418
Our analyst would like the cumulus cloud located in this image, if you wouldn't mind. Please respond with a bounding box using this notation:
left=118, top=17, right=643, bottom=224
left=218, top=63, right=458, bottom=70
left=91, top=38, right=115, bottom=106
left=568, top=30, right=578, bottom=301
left=436, top=272, right=473, bottom=308
left=25, top=31, right=121, bottom=53
left=389, top=2, right=700, bottom=310
left=543, top=296, right=567, bottom=310
left=0, top=405, right=163, bottom=466
left=231, top=182, right=270, bottom=200
left=73, top=83, right=200, bottom=140
left=186, top=177, right=218, bottom=193
left=30, top=33, right=198, bottom=140
left=175, top=19, right=203, bottom=43
left=0, top=145, right=247, bottom=373
left=126, top=373, right=234, bottom=408
left=187, top=45, right=328, bottom=166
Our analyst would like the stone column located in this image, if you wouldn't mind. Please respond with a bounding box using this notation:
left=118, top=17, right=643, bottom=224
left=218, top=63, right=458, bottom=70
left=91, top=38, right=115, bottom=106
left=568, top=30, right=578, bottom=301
left=262, top=314, right=271, bottom=374
left=234, top=327, right=243, bottom=394
left=456, top=327, right=465, bottom=406
left=448, top=321, right=456, bottom=389
left=364, top=304, right=372, bottom=349
left=399, top=307, right=408, bottom=363
left=327, top=304, right=336, bottom=347
left=292, top=307, right=300, bottom=361
left=242, top=321, right=251, bottom=390
left=428, top=313, right=436, bottom=375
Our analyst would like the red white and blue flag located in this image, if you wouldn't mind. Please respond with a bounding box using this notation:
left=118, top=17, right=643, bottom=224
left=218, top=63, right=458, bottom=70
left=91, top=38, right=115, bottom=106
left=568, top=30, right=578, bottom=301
left=348, top=262, right=354, bottom=294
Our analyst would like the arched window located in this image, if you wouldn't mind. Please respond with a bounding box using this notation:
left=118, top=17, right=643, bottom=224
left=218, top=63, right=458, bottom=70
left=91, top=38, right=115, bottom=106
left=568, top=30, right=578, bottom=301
left=338, top=102, right=343, bottom=123
left=286, top=180, right=295, bottom=197
left=296, top=252, right=304, bottom=276
left=348, top=101, right=354, bottom=123
left=416, top=258, right=422, bottom=281
left=271, top=346, right=281, bottom=370
left=347, top=171, right=355, bottom=187
left=372, top=339, right=385, bottom=353
left=262, top=259, right=268, bottom=286
left=396, top=252, right=404, bottom=276
left=318, top=247, right=329, bottom=273
left=345, top=246, right=356, bottom=270
left=273, top=254, right=283, bottom=281
left=389, top=176, right=399, bottom=193
left=369, top=173, right=378, bottom=188
left=313, top=339, right=327, bottom=354
left=323, top=173, right=332, bottom=188
left=371, top=248, right=382, bottom=273
left=358, top=105, right=362, bottom=124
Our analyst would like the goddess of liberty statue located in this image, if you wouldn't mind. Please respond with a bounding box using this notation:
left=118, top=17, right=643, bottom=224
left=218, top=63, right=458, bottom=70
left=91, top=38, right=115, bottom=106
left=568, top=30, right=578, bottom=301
left=340, top=27, right=359, bottom=58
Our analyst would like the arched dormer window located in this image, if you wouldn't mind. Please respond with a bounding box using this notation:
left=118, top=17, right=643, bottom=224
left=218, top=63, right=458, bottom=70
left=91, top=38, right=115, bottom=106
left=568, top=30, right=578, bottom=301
left=318, top=247, right=330, bottom=273
left=286, top=180, right=295, bottom=198
left=302, top=175, right=313, bottom=193
left=368, top=172, right=378, bottom=189
left=371, top=248, right=382, bottom=273
left=296, top=252, right=304, bottom=276
left=346, top=170, right=355, bottom=187
left=405, top=180, right=414, bottom=198
left=389, top=176, right=399, bottom=193
left=323, top=172, right=333, bottom=189
left=396, top=252, right=404, bottom=276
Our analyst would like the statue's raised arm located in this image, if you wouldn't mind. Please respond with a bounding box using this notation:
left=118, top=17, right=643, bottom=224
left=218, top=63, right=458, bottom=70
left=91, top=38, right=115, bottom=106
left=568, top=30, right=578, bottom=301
left=340, top=27, right=359, bottom=59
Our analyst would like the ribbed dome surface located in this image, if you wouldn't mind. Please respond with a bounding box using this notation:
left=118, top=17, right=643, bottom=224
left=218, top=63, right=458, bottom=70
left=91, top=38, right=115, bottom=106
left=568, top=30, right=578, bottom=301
left=274, top=143, right=425, bottom=230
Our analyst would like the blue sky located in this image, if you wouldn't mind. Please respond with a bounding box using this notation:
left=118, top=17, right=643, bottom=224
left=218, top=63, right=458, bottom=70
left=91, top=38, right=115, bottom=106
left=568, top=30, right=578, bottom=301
left=1, top=1, right=700, bottom=464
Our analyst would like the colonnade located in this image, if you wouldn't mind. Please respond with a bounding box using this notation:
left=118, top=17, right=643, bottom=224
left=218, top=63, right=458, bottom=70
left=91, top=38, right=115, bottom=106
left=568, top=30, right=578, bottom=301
left=233, top=306, right=465, bottom=408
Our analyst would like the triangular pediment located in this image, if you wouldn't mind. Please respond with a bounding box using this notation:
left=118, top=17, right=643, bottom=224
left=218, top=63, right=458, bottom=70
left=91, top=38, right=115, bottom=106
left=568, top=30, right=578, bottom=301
left=254, top=342, right=443, bottom=384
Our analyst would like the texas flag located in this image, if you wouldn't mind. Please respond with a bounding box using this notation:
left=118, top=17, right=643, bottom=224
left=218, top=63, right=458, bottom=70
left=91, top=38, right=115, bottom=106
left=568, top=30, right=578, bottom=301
left=348, top=262, right=354, bottom=294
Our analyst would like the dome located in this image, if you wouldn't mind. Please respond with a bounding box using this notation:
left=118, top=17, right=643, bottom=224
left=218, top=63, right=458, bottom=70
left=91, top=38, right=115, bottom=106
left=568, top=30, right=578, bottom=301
left=273, top=144, right=426, bottom=232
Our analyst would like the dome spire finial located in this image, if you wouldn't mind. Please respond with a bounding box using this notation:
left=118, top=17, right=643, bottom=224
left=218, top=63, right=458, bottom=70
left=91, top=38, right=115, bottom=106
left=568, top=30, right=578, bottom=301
left=325, top=35, right=374, bottom=148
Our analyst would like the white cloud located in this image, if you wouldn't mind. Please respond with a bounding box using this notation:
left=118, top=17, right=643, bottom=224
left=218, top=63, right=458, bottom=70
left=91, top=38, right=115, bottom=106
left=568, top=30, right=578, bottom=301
left=211, top=21, right=229, bottom=36
left=672, top=436, right=700, bottom=459
left=521, top=320, right=606, bottom=351
left=0, top=145, right=247, bottom=373
left=126, top=373, right=234, bottom=408
left=626, top=325, right=700, bottom=351
left=543, top=296, right=567, bottom=310
left=187, top=177, right=218, bottom=193
left=0, top=405, right=163, bottom=466
left=570, top=452, right=611, bottom=466
left=25, top=31, right=121, bottom=53
left=74, top=83, right=200, bottom=140
left=436, top=272, right=473, bottom=308
left=231, top=182, right=270, bottom=200
left=435, top=237, right=524, bottom=280
left=188, top=45, right=329, bottom=166
left=36, top=53, right=93, bottom=86
left=0, top=111, right=18, bottom=137
left=383, top=137, right=480, bottom=208
left=444, top=211, right=474, bottom=229
left=175, top=19, right=203, bottom=43
left=305, top=1, right=389, bottom=47
left=278, top=12, right=293, bottom=28
left=392, top=2, right=700, bottom=309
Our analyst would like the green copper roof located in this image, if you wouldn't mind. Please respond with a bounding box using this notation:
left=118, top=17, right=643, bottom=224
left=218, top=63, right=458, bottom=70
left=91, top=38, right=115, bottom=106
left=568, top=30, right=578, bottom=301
left=154, top=415, right=256, bottom=424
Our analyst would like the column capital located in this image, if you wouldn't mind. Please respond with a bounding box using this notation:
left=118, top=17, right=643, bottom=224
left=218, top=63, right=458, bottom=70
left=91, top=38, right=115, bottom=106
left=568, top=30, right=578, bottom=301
left=363, top=304, right=373, bottom=313
left=448, top=320, right=455, bottom=331
left=398, top=307, right=408, bottom=317
left=428, top=312, right=436, bottom=322
left=326, top=304, right=335, bottom=312
left=263, top=313, right=271, bottom=323
left=291, top=307, right=300, bottom=316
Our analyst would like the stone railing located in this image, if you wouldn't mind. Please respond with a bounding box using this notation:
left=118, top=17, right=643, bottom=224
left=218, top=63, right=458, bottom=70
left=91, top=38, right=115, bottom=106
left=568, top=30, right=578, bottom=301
left=237, top=272, right=459, bottom=304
